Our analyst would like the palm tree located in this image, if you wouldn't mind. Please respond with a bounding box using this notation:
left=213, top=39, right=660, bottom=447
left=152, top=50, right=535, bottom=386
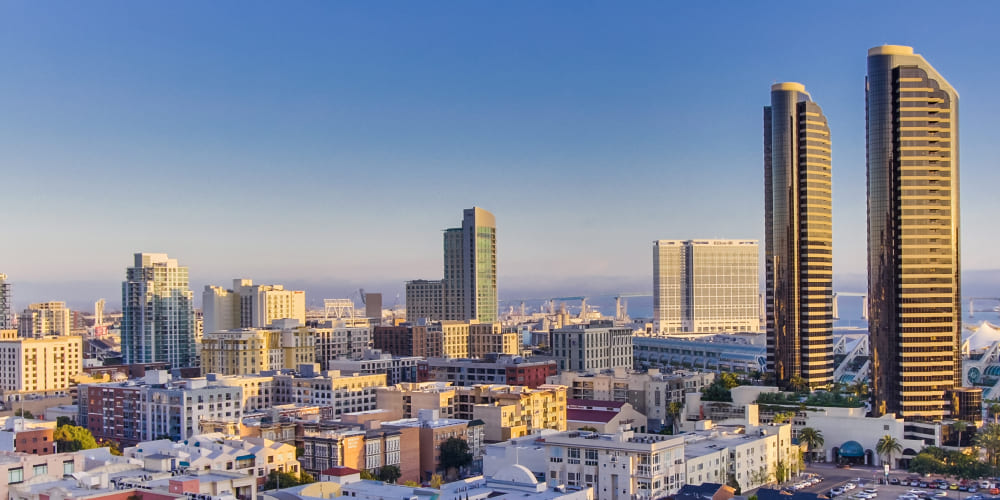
left=798, top=427, right=824, bottom=463
left=876, top=435, right=902, bottom=469
left=952, top=420, right=968, bottom=447
left=666, top=401, right=684, bottom=434
left=990, top=403, right=1000, bottom=424
left=788, top=375, right=808, bottom=393
left=974, top=423, right=1000, bottom=468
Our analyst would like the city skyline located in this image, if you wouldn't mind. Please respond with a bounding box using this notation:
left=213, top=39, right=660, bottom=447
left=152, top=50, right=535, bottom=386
left=2, top=3, right=1000, bottom=308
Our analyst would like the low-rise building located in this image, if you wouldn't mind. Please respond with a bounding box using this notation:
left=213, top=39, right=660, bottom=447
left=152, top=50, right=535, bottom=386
left=565, top=399, right=647, bottom=434
left=382, top=410, right=485, bottom=482
left=124, top=433, right=299, bottom=485
left=551, top=321, right=633, bottom=372
left=0, top=450, right=86, bottom=500
left=420, top=355, right=557, bottom=388
left=0, top=417, right=56, bottom=455
left=633, top=333, right=766, bottom=374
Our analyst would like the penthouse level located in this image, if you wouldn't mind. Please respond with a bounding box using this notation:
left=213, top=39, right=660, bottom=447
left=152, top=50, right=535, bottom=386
left=418, top=355, right=557, bottom=388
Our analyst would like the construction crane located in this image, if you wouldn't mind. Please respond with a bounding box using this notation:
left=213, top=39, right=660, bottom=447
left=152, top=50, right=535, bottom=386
left=358, top=288, right=366, bottom=306
left=613, top=293, right=652, bottom=321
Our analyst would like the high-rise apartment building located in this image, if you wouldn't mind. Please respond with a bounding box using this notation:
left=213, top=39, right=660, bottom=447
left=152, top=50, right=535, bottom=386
left=0, top=275, right=11, bottom=330
left=763, top=82, right=835, bottom=389
left=406, top=208, right=497, bottom=323
left=653, top=240, right=760, bottom=334
left=121, top=253, right=196, bottom=368
left=867, top=45, right=961, bottom=421
left=17, top=302, right=72, bottom=338
left=203, top=279, right=305, bottom=334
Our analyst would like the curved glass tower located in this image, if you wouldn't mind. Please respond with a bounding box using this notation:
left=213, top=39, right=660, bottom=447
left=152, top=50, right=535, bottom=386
left=867, top=45, right=960, bottom=420
left=764, top=83, right=834, bottom=389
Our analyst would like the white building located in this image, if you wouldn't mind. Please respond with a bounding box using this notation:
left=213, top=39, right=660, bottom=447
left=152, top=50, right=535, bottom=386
left=0, top=331, right=83, bottom=401
left=203, top=279, right=306, bottom=334
left=312, top=318, right=373, bottom=367
left=654, top=240, right=760, bottom=334
left=550, top=321, right=632, bottom=372
left=125, top=433, right=301, bottom=481
left=327, top=349, right=420, bottom=385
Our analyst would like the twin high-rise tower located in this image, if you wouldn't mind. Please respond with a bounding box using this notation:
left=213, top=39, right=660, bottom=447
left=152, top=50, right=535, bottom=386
left=765, top=45, right=962, bottom=420
left=764, top=83, right=834, bottom=389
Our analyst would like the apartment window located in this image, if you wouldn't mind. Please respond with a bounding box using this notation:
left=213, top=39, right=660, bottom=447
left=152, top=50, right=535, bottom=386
left=33, top=465, right=47, bottom=476
left=8, top=468, right=23, bottom=484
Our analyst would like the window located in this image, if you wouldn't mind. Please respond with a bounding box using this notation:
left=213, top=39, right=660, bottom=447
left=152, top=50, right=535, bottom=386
left=63, top=461, right=74, bottom=475
left=8, top=468, right=23, bottom=484
left=34, top=465, right=47, bottom=476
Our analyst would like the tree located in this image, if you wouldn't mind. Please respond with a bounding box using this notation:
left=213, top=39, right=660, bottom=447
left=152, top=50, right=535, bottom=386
left=788, top=375, right=808, bottom=393
left=262, top=470, right=315, bottom=490
left=974, top=423, right=1000, bottom=468
left=56, top=416, right=73, bottom=427
left=774, top=459, right=788, bottom=484
left=378, top=465, right=401, bottom=484
left=98, top=439, right=122, bottom=456
left=578, top=426, right=599, bottom=432
left=403, top=480, right=420, bottom=487
left=54, top=425, right=98, bottom=452
left=749, top=466, right=771, bottom=487
left=14, top=409, right=33, bottom=419
left=719, top=372, right=740, bottom=389
left=876, top=435, right=902, bottom=469
left=990, top=403, right=1000, bottom=424
left=726, top=474, right=742, bottom=495
left=359, top=470, right=377, bottom=480
left=439, top=437, right=473, bottom=479
left=666, top=402, right=684, bottom=433
left=798, top=427, right=824, bottom=463
left=702, top=379, right=733, bottom=402
left=952, top=421, right=969, bottom=447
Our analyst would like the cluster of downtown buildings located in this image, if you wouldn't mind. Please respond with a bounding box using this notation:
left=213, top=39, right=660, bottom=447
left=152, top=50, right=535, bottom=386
left=0, top=44, right=983, bottom=500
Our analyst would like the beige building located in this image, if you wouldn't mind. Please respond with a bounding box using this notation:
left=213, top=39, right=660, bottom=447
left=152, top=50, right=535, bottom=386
left=0, top=331, right=82, bottom=401
left=200, top=321, right=315, bottom=375
left=377, top=382, right=457, bottom=420
left=313, top=318, right=372, bottom=368
left=203, top=279, right=306, bottom=334
left=17, top=302, right=71, bottom=338
left=654, top=240, right=760, bottom=334
left=430, top=321, right=470, bottom=358
left=468, top=322, right=519, bottom=357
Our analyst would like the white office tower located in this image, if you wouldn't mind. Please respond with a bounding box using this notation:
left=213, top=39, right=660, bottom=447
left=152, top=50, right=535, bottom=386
left=653, top=240, right=760, bottom=334
left=203, top=279, right=305, bottom=334
left=122, top=253, right=196, bottom=367
left=94, top=298, right=105, bottom=327
left=17, top=301, right=71, bottom=337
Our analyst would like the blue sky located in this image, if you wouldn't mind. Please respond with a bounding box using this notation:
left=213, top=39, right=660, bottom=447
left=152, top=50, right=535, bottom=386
left=2, top=2, right=999, bottom=308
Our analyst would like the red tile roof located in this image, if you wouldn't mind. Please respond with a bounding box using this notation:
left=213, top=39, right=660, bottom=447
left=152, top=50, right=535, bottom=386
left=567, top=398, right=625, bottom=409
left=567, top=409, right=619, bottom=424
left=322, top=466, right=361, bottom=477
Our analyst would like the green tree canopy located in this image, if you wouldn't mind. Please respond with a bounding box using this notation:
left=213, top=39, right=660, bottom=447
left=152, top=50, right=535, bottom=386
left=378, top=465, right=401, bottom=484
left=440, top=437, right=473, bottom=473
left=54, top=425, right=98, bottom=452
left=14, top=409, right=33, bottom=419
left=262, top=470, right=315, bottom=490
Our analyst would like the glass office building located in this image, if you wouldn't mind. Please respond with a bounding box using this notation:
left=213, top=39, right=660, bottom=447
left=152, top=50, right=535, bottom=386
left=121, top=253, right=197, bottom=368
left=867, top=45, right=960, bottom=421
left=763, top=82, right=834, bottom=389
left=444, top=207, right=497, bottom=323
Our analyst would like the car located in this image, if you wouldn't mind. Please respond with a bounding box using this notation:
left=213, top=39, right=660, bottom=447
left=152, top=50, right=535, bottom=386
left=979, top=481, right=991, bottom=489
left=897, top=495, right=918, bottom=500
left=919, top=483, right=929, bottom=488
left=967, top=487, right=978, bottom=493
left=908, top=490, right=924, bottom=495
left=864, top=489, right=878, bottom=495
left=846, top=483, right=857, bottom=490
left=832, top=488, right=845, bottom=497
left=933, top=492, right=948, bottom=498
left=855, top=493, right=873, bottom=499
left=911, top=481, right=920, bottom=487
left=949, top=484, right=958, bottom=490
left=989, top=488, right=998, bottom=496
left=891, top=478, right=901, bottom=485
left=959, top=486, right=968, bottom=492
left=939, top=484, right=949, bottom=490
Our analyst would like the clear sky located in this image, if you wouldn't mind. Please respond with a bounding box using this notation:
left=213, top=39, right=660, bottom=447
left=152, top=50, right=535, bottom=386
left=2, top=2, right=999, bottom=308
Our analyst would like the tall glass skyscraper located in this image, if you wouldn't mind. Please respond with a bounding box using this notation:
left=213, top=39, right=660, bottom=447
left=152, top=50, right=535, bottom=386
left=763, top=83, right=834, bottom=389
left=866, top=45, right=960, bottom=421
left=122, top=253, right=197, bottom=368
left=444, top=207, right=497, bottom=323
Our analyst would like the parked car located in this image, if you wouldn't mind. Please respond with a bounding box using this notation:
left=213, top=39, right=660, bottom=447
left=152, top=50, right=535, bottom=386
left=891, top=478, right=901, bottom=485
left=967, top=487, right=977, bottom=493
left=919, top=482, right=929, bottom=488
left=865, top=489, right=878, bottom=496
left=832, top=488, right=845, bottom=497
left=933, top=492, right=948, bottom=498
left=846, top=483, right=857, bottom=490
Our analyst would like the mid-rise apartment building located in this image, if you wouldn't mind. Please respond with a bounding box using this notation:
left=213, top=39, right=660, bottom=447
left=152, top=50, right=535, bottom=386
left=468, top=322, right=519, bottom=358
left=203, top=279, right=306, bottom=334
left=327, top=349, right=420, bottom=385
left=551, top=320, right=633, bottom=372
left=372, top=324, right=428, bottom=358
left=654, top=240, right=760, bottom=334
left=0, top=331, right=82, bottom=402
left=17, top=302, right=71, bottom=338
left=78, top=371, right=243, bottom=446
left=200, top=321, right=315, bottom=376
left=125, top=434, right=300, bottom=485
left=298, top=426, right=420, bottom=484
left=382, top=410, right=486, bottom=482
left=311, top=318, right=372, bottom=368
left=404, top=280, right=445, bottom=322
left=453, top=384, right=568, bottom=442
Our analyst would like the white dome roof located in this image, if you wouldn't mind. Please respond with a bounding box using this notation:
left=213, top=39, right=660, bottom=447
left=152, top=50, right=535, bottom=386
left=964, top=321, right=1000, bottom=351
left=490, top=464, right=537, bottom=485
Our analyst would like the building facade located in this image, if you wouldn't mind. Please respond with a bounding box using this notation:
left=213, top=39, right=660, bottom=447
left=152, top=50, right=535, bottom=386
left=764, top=82, right=835, bottom=389
left=203, top=279, right=306, bottom=334
left=121, top=253, right=196, bottom=368
left=17, top=302, right=72, bottom=338
left=866, top=45, right=961, bottom=421
left=0, top=331, right=83, bottom=402
left=404, top=280, right=445, bottom=322
left=654, top=240, right=760, bottom=334
left=327, top=349, right=420, bottom=386
left=312, top=318, right=372, bottom=368
left=550, top=320, right=633, bottom=372
left=200, top=323, right=315, bottom=376
left=0, top=274, right=11, bottom=330
left=444, top=207, right=497, bottom=323
left=419, top=356, right=557, bottom=388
